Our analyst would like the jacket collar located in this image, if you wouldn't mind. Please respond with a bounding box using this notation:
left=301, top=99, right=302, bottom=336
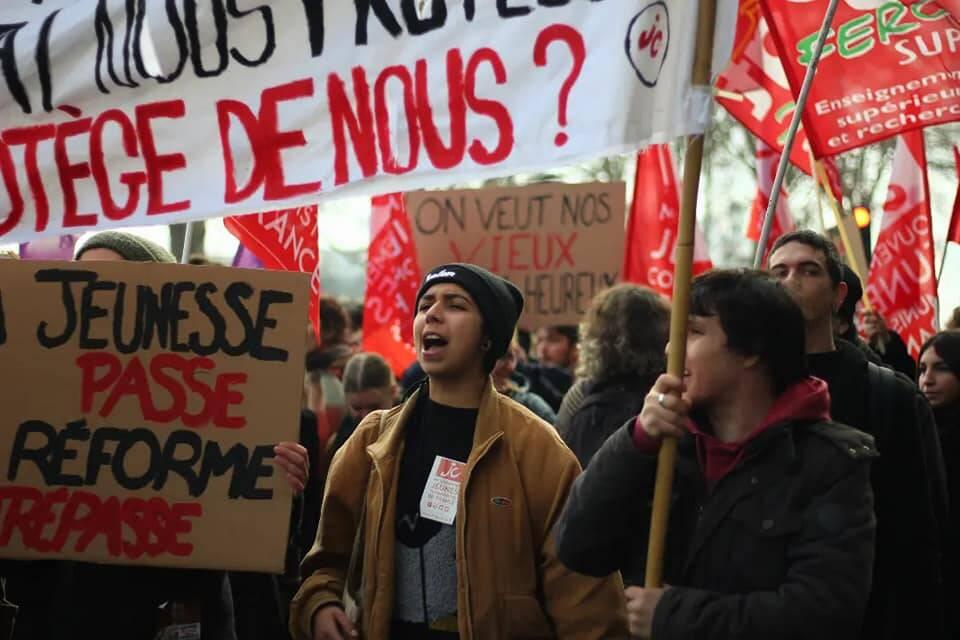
left=367, top=377, right=504, bottom=464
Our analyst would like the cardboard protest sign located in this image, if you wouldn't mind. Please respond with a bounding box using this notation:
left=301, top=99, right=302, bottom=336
left=0, top=1, right=736, bottom=243
left=407, top=182, right=625, bottom=328
left=0, top=261, right=309, bottom=572
left=763, top=0, right=960, bottom=155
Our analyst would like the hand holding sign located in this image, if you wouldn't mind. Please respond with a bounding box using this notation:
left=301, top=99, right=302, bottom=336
left=274, top=442, right=309, bottom=494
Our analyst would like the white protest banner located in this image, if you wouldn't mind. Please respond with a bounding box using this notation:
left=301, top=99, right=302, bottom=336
left=0, top=1, right=735, bottom=243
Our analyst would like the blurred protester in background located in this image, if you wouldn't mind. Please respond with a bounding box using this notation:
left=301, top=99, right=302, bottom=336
left=919, top=331, right=960, bottom=639
left=535, top=325, right=579, bottom=372
left=492, top=337, right=557, bottom=424
left=329, top=352, right=399, bottom=458
left=833, top=265, right=882, bottom=366
left=946, top=306, right=959, bottom=330
left=557, top=285, right=669, bottom=467
left=344, top=302, right=364, bottom=353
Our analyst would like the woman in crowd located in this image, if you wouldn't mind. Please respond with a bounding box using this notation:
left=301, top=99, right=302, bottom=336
left=291, top=263, right=626, bottom=640
left=328, top=352, right=399, bottom=456
left=492, top=337, right=557, bottom=424
left=919, top=331, right=960, bottom=638
left=556, top=284, right=670, bottom=466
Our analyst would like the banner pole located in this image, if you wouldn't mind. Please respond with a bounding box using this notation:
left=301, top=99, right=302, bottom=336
left=181, top=223, right=195, bottom=265
left=810, top=149, right=828, bottom=232
left=644, top=0, right=716, bottom=591
left=815, top=160, right=874, bottom=312
left=753, top=0, right=841, bottom=267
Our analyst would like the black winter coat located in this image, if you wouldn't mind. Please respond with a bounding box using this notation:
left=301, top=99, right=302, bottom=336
left=558, top=374, right=656, bottom=468
left=934, top=404, right=960, bottom=638
left=809, top=340, right=948, bottom=640
left=555, top=420, right=877, bottom=640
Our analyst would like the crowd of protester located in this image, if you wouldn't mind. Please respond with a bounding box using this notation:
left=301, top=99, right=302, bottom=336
left=0, top=228, right=959, bottom=639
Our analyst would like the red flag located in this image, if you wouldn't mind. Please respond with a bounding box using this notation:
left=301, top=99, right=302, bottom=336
left=362, top=194, right=420, bottom=377
left=761, top=1, right=960, bottom=155
left=717, top=1, right=815, bottom=173
left=903, top=0, right=960, bottom=24
left=716, top=2, right=843, bottom=201
left=867, top=132, right=938, bottom=358
left=224, top=206, right=322, bottom=341
left=949, top=145, right=960, bottom=245
left=623, top=145, right=712, bottom=297
left=747, top=140, right=795, bottom=254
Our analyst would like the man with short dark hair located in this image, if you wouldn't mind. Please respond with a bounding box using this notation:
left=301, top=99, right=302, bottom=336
left=535, top=325, right=580, bottom=372
left=556, top=269, right=877, bottom=639
left=769, top=229, right=948, bottom=640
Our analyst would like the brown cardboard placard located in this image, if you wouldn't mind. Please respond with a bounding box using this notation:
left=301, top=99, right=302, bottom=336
left=407, top=182, right=626, bottom=328
left=0, top=261, right=309, bottom=573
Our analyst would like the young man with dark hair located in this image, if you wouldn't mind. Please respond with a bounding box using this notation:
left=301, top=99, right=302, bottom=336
left=768, top=230, right=948, bottom=640
left=291, top=263, right=626, bottom=640
left=555, top=269, right=877, bottom=639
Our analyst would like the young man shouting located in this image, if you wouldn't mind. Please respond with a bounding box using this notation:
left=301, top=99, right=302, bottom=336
left=555, top=269, right=877, bottom=639
left=291, top=263, right=627, bottom=639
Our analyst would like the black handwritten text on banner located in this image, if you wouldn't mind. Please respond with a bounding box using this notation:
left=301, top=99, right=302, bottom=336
left=0, top=1, right=735, bottom=242
left=407, top=181, right=626, bottom=328
left=0, top=261, right=309, bottom=572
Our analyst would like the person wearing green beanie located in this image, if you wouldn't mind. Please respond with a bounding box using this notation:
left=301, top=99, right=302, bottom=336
left=75, top=230, right=178, bottom=263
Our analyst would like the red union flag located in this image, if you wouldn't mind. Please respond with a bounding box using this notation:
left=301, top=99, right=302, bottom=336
left=747, top=140, right=796, bottom=253
left=224, top=206, right=321, bottom=340
left=363, top=194, right=419, bottom=377
left=949, top=145, right=960, bottom=244
left=717, top=0, right=817, bottom=173
left=904, top=0, right=960, bottom=22
left=716, top=1, right=844, bottom=200
left=762, top=0, right=960, bottom=155
left=867, top=132, right=938, bottom=357
left=623, top=145, right=712, bottom=297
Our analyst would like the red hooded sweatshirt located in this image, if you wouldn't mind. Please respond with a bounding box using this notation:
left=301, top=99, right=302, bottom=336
left=634, top=377, right=832, bottom=484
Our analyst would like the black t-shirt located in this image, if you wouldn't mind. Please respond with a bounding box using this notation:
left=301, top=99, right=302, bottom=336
left=392, top=395, right=477, bottom=639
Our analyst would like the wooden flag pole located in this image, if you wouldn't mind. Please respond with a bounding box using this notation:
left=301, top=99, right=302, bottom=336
left=180, top=222, right=195, bottom=265
left=644, top=0, right=717, bottom=590
left=810, top=149, right=828, bottom=233
left=753, top=0, right=841, bottom=267
left=814, top=160, right=874, bottom=311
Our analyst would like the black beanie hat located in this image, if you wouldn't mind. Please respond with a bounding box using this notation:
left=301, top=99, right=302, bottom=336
left=415, top=263, right=524, bottom=372
left=75, top=231, right=176, bottom=264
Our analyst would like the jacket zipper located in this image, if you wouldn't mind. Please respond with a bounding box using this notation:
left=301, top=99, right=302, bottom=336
left=457, top=433, right=502, bottom=637
left=368, top=456, right=389, bottom=633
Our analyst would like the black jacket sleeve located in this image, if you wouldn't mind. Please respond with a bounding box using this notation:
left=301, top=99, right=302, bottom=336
left=554, top=423, right=657, bottom=579
left=652, top=458, right=876, bottom=640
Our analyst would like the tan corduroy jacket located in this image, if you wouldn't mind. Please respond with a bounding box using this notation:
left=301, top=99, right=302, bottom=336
left=290, top=380, right=628, bottom=639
